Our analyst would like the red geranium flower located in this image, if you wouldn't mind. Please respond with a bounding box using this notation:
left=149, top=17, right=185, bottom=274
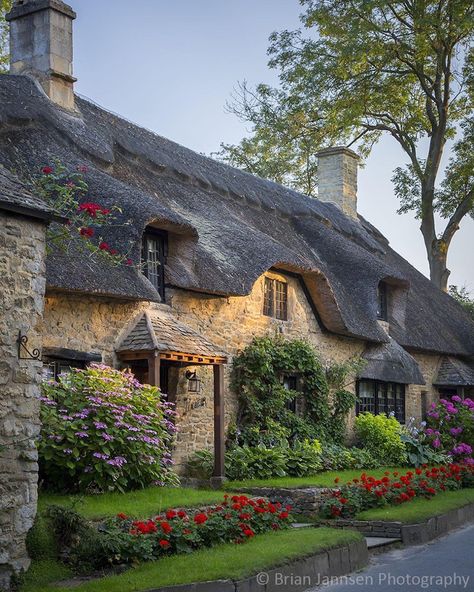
left=117, top=512, right=128, bottom=520
left=194, top=513, right=208, bottom=525
left=161, top=521, right=172, bottom=534
left=177, top=510, right=187, bottom=519
left=166, top=510, right=177, bottom=520
left=159, top=539, right=170, bottom=549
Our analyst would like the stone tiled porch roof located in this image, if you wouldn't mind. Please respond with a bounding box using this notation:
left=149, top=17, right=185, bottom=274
left=434, top=357, right=474, bottom=387
left=116, top=310, right=228, bottom=359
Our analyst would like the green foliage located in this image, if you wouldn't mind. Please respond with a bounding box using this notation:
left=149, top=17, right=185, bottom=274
left=401, top=418, right=449, bottom=467
left=0, top=0, right=12, bottom=74
left=39, top=364, right=178, bottom=492
left=231, top=335, right=359, bottom=445
left=26, top=515, right=57, bottom=561
left=355, top=412, right=407, bottom=466
left=219, top=0, right=474, bottom=289
left=449, top=285, right=474, bottom=321
left=321, top=444, right=382, bottom=471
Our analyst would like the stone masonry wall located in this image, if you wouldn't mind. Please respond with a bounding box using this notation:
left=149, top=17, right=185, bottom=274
left=0, top=212, right=47, bottom=590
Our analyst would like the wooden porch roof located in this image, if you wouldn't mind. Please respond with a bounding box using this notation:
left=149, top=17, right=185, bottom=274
left=116, top=310, right=228, bottom=364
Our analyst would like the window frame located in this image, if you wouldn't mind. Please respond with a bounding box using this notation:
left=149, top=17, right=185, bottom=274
left=142, top=228, right=168, bottom=300
left=356, top=379, right=406, bottom=423
left=263, top=276, right=288, bottom=321
left=376, top=282, right=388, bottom=321
left=43, top=358, right=86, bottom=381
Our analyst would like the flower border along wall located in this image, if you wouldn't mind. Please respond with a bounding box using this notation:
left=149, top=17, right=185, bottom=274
left=39, top=364, right=178, bottom=492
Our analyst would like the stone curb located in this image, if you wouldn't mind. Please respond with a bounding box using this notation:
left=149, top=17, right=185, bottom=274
left=145, top=539, right=368, bottom=592
left=319, top=500, right=474, bottom=545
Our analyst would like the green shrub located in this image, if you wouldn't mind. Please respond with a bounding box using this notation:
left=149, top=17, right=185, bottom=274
left=39, top=364, right=178, bottom=492
left=285, top=440, right=323, bottom=476
left=226, top=446, right=287, bottom=480
left=355, top=413, right=407, bottom=466
left=26, top=514, right=57, bottom=560
left=321, top=444, right=382, bottom=471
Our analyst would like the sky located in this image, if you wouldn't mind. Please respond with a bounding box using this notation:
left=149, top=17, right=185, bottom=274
left=73, top=0, right=473, bottom=289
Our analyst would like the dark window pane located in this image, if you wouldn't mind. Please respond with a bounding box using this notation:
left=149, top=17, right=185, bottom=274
left=358, top=380, right=375, bottom=414
left=263, top=277, right=274, bottom=317
left=275, top=280, right=288, bottom=320
left=377, top=282, right=388, bottom=320
left=142, top=230, right=167, bottom=299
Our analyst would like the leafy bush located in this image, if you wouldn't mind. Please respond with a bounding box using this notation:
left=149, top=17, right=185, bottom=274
left=426, top=397, right=474, bottom=464
left=231, top=336, right=362, bottom=445
left=321, top=444, right=382, bottom=471
left=225, top=446, right=287, bottom=481
left=355, top=413, right=407, bottom=466
left=44, top=496, right=292, bottom=571
left=321, top=464, right=473, bottom=518
left=401, top=418, right=449, bottom=467
left=39, top=364, right=178, bottom=492
left=285, top=440, right=323, bottom=477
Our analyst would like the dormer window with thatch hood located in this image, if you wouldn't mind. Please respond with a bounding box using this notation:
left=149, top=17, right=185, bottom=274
left=142, top=228, right=168, bottom=299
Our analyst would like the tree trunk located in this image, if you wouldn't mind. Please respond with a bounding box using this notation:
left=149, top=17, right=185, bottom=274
left=428, top=241, right=450, bottom=292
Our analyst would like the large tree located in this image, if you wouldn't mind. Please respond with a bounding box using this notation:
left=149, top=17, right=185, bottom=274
left=0, top=0, right=11, bottom=73
left=220, top=1, right=474, bottom=291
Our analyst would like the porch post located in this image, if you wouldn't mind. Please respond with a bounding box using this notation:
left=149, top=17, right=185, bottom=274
left=212, top=363, right=225, bottom=486
left=148, top=351, right=161, bottom=388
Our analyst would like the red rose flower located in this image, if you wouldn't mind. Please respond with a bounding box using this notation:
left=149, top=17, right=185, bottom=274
left=125, top=258, right=133, bottom=266
left=99, top=241, right=110, bottom=251
left=79, top=227, right=94, bottom=238
left=42, top=166, right=53, bottom=175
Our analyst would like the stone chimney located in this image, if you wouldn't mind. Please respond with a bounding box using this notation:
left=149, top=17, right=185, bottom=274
left=316, top=147, right=360, bottom=219
left=6, top=0, right=77, bottom=111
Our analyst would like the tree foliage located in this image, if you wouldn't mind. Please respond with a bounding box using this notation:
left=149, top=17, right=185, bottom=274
left=0, top=0, right=12, bottom=73
left=448, top=285, right=474, bottom=320
left=219, top=0, right=474, bottom=290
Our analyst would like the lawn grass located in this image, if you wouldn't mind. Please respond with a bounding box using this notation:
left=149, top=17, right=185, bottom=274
left=225, top=467, right=409, bottom=490
left=21, top=527, right=362, bottom=592
left=39, top=487, right=236, bottom=520
left=356, top=488, right=474, bottom=523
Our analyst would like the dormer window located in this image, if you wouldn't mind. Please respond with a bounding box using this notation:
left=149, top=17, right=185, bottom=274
left=263, top=276, right=288, bottom=320
left=377, top=282, right=388, bottom=321
left=142, top=228, right=167, bottom=299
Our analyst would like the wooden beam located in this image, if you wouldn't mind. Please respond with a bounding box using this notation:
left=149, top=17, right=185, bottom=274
left=212, top=363, right=225, bottom=483
left=148, top=352, right=161, bottom=388
left=159, top=350, right=227, bottom=365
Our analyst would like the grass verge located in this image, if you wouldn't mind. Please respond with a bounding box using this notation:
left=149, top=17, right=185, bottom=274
left=356, top=488, right=474, bottom=523
left=21, top=527, right=362, bottom=592
left=225, top=467, right=409, bottom=490
left=39, top=487, right=236, bottom=520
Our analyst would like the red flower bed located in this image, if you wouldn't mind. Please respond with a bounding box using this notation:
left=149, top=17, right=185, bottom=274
left=321, top=464, right=474, bottom=518
left=106, top=495, right=292, bottom=562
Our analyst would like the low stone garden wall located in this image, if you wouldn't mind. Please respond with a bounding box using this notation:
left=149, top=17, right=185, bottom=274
left=236, top=487, right=333, bottom=516
left=318, top=518, right=402, bottom=538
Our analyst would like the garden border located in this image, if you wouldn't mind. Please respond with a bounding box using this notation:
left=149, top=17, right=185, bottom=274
left=145, top=538, right=368, bottom=592
left=319, top=500, right=474, bottom=545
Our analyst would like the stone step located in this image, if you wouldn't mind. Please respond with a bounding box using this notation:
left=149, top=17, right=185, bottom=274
left=365, top=536, right=401, bottom=550
left=292, top=522, right=315, bottom=528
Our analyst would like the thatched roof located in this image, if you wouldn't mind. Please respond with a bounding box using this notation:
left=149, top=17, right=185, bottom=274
left=360, top=337, right=425, bottom=385
left=117, top=310, right=228, bottom=359
left=0, top=74, right=473, bottom=356
left=0, top=163, right=55, bottom=221
left=434, top=357, right=474, bottom=387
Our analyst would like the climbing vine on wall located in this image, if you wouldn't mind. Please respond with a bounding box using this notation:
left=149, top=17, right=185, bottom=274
left=230, top=335, right=364, bottom=445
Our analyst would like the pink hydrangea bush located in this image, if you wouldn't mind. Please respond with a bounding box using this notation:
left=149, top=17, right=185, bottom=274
left=426, top=397, right=474, bottom=464
left=39, top=364, right=178, bottom=492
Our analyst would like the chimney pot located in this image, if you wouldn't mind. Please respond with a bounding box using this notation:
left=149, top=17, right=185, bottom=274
left=316, top=146, right=359, bottom=219
left=6, top=0, right=77, bottom=111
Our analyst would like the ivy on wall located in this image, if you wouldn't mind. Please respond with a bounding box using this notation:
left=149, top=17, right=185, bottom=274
left=230, top=335, right=364, bottom=445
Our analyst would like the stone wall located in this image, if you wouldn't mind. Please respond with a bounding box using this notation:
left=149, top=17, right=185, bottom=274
left=406, top=352, right=442, bottom=421
left=0, top=211, right=47, bottom=590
